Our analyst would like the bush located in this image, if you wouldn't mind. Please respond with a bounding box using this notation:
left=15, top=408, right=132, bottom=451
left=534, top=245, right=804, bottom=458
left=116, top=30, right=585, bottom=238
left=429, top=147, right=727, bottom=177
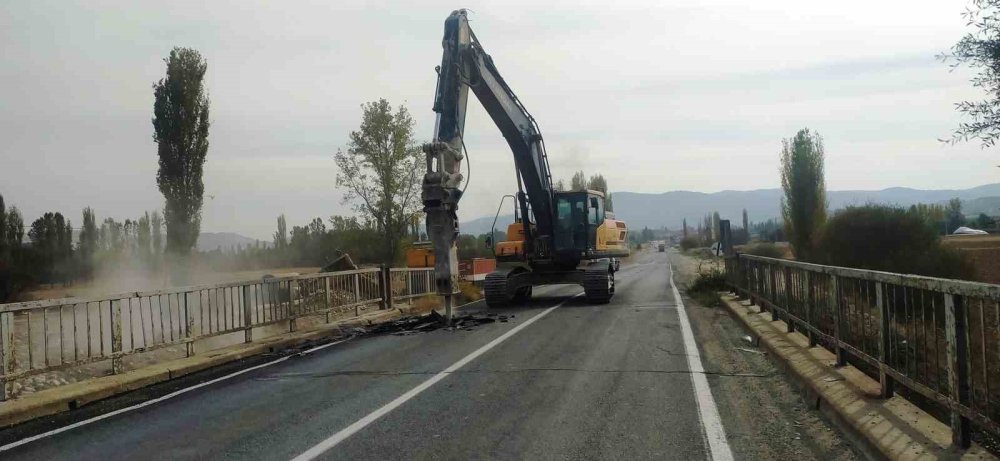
left=687, top=270, right=727, bottom=307
left=741, top=243, right=784, bottom=259
left=813, top=205, right=973, bottom=279
left=679, top=236, right=701, bottom=251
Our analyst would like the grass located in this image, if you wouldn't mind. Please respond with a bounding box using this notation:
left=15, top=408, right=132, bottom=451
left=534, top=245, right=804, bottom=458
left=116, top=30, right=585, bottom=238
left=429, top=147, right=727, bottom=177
left=740, top=242, right=785, bottom=258
left=686, top=270, right=727, bottom=308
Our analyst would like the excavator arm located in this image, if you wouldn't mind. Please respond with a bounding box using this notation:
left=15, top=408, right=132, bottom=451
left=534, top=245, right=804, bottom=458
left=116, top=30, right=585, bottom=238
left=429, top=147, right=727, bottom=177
left=422, top=9, right=555, bottom=317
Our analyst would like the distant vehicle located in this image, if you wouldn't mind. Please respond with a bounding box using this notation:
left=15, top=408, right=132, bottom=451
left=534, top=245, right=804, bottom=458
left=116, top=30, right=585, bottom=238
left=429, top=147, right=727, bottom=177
left=953, top=226, right=989, bottom=235
left=658, top=243, right=666, bottom=252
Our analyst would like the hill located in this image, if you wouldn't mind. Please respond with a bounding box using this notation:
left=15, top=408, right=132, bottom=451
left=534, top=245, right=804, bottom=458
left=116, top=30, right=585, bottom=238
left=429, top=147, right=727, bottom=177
left=458, top=183, right=1000, bottom=233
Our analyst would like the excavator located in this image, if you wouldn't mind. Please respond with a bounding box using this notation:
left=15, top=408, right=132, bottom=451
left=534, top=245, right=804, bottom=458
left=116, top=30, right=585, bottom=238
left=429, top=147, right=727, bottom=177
left=421, top=9, right=629, bottom=318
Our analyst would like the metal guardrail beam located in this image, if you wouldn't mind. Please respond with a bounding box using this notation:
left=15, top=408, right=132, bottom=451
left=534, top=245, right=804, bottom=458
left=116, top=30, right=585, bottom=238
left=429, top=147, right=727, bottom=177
left=725, top=254, right=1000, bottom=449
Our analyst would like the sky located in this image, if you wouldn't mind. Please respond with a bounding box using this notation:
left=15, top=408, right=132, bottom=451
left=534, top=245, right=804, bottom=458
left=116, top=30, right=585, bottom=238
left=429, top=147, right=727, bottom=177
left=1, top=0, right=997, bottom=240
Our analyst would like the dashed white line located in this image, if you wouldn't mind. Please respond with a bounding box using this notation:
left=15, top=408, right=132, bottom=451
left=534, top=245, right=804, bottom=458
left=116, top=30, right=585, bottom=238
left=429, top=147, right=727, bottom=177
left=0, top=337, right=355, bottom=453
left=668, top=262, right=735, bottom=461
left=290, top=293, right=582, bottom=461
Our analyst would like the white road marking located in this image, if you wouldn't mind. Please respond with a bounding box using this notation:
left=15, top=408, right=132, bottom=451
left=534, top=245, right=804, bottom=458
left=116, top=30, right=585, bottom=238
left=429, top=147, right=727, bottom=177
left=668, top=262, right=735, bottom=461
left=290, top=293, right=583, bottom=461
left=0, top=337, right=355, bottom=453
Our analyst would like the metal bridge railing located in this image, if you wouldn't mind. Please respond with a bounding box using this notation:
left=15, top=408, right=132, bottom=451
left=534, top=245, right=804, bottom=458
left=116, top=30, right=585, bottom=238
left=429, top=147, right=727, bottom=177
left=0, top=266, right=436, bottom=400
left=725, top=254, right=1000, bottom=448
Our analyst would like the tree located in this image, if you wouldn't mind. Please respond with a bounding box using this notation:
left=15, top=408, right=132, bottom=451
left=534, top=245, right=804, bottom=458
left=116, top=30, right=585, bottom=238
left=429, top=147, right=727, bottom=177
left=0, top=195, right=6, bottom=258
left=150, top=211, right=163, bottom=254
left=100, top=218, right=125, bottom=254
left=946, top=198, right=966, bottom=232
left=780, top=128, right=827, bottom=260
left=586, top=174, right=614, bottom=211
left=78, top=207, right=98, bottom=277
left=570, top=171, right=587, bottom=191
left=682, top=218, right=688, bottom=239
left=976, top=212, right=996, bottom=229
left=815, top=205, right=971, bottom=279
left=273, top=214, right=288, bottom=250
left=942, top=0, right=1000, bottom=147
left=639, top=226, right=654, bottom=242
left=334, top=99, right=422, bottom=264
left=153, top=47, right=211, bottom=255
left=6, top=207, right=23, bottom=248
left=554, top=179, right=566, bottom=191
left=137, top=212, right=152, bottom=261
left=28, top=212, right=71, bottom=283
left=742, top=209, right=749, bottom=233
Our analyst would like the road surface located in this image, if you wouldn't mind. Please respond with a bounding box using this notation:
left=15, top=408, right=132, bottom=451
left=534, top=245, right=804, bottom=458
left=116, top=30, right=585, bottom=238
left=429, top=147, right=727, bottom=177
left=0, top=250, right=858, bottom=460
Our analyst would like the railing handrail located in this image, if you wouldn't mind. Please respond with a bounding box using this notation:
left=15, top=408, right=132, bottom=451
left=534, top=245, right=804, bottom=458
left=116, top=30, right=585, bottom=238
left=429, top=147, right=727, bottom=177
left=736, top=253, right=1000, bottom=300
left=0, top=267, right=385, bottom=313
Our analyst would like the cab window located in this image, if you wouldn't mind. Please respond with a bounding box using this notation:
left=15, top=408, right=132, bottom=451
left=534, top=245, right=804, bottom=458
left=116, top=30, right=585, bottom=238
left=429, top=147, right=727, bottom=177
left=588, top=196, right=603, bottom=225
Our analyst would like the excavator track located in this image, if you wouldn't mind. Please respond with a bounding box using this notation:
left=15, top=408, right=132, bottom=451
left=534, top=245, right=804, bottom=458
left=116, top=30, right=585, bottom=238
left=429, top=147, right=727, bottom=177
left=484, top=272, right=510, bottom=307
left=584, top=267, right=614, bottom=304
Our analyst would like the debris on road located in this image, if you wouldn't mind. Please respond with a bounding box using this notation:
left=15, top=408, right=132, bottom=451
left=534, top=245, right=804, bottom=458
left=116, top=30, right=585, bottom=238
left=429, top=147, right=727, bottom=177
left=735, top=347, right=766, bottom=355
left=364, top=310, right=513, bottom=336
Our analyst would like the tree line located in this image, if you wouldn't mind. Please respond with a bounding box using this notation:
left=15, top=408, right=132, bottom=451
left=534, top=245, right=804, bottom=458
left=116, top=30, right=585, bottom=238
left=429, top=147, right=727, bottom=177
left=779, top=128, right=972, bottom=279
left=0, top=193, right=167, bottom=301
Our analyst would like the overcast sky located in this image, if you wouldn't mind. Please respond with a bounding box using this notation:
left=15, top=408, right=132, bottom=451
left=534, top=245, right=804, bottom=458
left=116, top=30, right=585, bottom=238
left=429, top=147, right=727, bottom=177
left=1, top=0, right=996, bottom=239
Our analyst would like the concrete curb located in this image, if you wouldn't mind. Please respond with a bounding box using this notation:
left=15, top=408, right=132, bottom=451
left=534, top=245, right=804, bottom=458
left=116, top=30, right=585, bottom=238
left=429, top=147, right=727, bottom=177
left=0, top=307, right=418, bottom=429
left=718, top=293, right=996, bottom=461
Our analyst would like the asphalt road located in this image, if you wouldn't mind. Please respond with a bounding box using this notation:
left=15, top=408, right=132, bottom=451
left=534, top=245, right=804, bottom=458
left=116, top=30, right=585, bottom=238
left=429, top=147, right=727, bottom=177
left=0, top=250, right=859, bottom=460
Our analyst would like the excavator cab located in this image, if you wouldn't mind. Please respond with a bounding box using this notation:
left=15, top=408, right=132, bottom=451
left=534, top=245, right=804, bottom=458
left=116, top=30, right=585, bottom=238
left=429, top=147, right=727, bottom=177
left=553, top=190, right=604, bottom=255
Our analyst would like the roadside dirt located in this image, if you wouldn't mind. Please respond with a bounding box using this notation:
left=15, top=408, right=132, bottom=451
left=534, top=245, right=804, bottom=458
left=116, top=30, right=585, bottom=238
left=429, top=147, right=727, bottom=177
left=668, top=248, right=860, bottom=461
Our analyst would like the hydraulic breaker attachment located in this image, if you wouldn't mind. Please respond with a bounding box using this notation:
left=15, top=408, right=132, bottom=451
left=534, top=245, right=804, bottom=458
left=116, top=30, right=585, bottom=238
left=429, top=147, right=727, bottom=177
left=422, top=141, right=464, bottom=323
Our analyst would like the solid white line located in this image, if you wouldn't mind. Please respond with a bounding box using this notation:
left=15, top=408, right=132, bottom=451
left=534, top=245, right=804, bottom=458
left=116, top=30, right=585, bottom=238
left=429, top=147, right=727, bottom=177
left=668, top=262, right=735, bottom=461
left=0, top=337, right=354, bottom=453
left=290, top=293, right=582, bottom=461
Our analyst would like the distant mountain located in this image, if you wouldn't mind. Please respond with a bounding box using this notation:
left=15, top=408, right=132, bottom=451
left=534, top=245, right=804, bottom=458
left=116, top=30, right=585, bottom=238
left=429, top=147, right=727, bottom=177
left=458, top=183, right=1000, bottom=233
left=963, top=196, right=1000, bottom=216
left=460, top=214, right=516, bottom=236
left=197, top=232, right=264, bottom=252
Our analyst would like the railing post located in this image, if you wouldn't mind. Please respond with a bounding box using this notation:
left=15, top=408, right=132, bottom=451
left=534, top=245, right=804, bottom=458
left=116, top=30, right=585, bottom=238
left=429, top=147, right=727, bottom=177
left=876, top=282, right=894, bottom=398
left=945, top=293, right=972, bottom=449
left=784, top=266, right=794, bottom=333
left=111, top=299, right=123, bottom=374
left=184, top=292, right=194, bottom=357
left=749, top=261, right=758, bottom=308
left=426, top=269, right=433, bottom=294
left=736, top=255, right=750, bottom=299
left=380, top=266, right=393, bottom=311
left=830, top=274, right=846, bottom=366
left=324, top=276, right=332, bottom=323
left=242, top=285, right=253, bottom=343
left=770, top=265, right=780, bottom=322
left=803, top=271, right=815, bottom=347
left=288, top=281, right=297, bottom=333
left=0, top=312, right=14, bottom=401
left=354, top=273, right=361, bottom=317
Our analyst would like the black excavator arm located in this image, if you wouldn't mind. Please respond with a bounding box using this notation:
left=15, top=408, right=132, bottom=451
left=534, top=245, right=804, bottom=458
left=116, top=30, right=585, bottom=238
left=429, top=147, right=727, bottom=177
left=422, top=9, right=555, bottom=313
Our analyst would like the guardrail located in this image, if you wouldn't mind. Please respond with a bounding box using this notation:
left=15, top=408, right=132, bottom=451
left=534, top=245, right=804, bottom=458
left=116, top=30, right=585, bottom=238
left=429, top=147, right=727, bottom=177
left=0, top=266, right=436, bottom=400
left=725, top=254, right=1000, bottom=448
